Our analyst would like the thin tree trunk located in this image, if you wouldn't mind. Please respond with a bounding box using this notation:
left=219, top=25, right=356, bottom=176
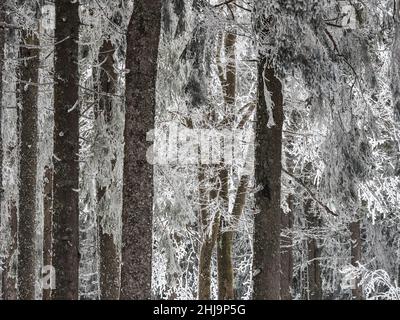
left=0, top=0, right=6, bottom=299
left=0, top=0, right=5, bottom=206
left=305, top=200, right=322, bottom=300
left=95, top=39, right=120, bottom=300
left=51, top=0, right=80, bottom=300
left=198, top=167, right=220, bottom=300
left=280, top=110, right=298, bottom=300
left=120, top=0, right=162, bottom=300
left=216, top=29, right=236, bottom=300
left=17, top=28, right=40, bottom=300
left=252, top=57, right=283, bottom=300
left=350, top=220, right=362, bottom=300
left=280, top=195, right=293, bottom=300
left=42, top=166, right=53, bottom=300
left=1, top=10, right=18, bottom=298
left=184, top=14, right=217, bottom=300
left=216, top=164, right=233, bottom=300
left=2, top=199, right=18, bottom=300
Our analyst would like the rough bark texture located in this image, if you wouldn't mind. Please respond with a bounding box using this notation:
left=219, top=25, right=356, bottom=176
left=198, top=169, right=220, bottom=300
left=120, top=0, right=162, bottom=300
left=280, top=110, right=298, bottom=300
left=0, top=0, right=4, bottom=209
left=217, top=228, right=234, bottom=299
left=216, top=29, right=236, bottom=300
left=216, top=166, right=233, bottom=300
left=305, top=200, right=322, bottom=300
left=96, top=40, right=120, bottom=300
left=0, top=0, right=6, bottom=299
left=253, top=58, right=283, bottom=300
left=280, top=195, right=293, bottom=300
left=350, top=220, right=362, bottom=300
left=218, top=174, right=249, bottom=300
left=1, top=10, right=18, bottom=299
left=2, top=200, right=18, bottom=300
left=17, top=30, right=40, bottom=300
left=52, top=0, right=80, bottom=300
left=42, top=166, right=53, bottom=300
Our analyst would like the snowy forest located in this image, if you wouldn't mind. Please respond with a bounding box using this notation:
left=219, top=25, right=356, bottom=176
left=1, top=0, right=400, bottom=301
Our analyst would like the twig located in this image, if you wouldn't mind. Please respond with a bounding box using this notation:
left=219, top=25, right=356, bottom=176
left=282, top=168, right=338, bottom=217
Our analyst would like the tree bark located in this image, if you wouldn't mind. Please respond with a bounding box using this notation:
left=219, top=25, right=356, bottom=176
left=216, top=165, right=233, bottom=300
left=280, top=195, right=293, bottom=300
left=51, top=0, right=80, bottom=300
left=198, top=168, right=220, bottom=300
left=1, top=10, right=18, bottom=299
left=0, top=0, right=5, bottom=208
left=95, top=39, right=120, bottom=300
left=17, top=29, right=40, bottom=300
left=216, top=29, right=236, bottom=300
left=120, top=0, right=162, bottom=300
left=42, top=166, right=53, bottom=300
left=0, top=0, right=6, bottom=299
left=252, top=57, right=283, bottom=300
left=2, top=200, right=18, bottom=300
left=305, top=200, right=322, bottom=300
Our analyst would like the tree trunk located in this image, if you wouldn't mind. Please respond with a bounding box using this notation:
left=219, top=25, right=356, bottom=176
left=280, top=110, right=298, bottom=300
left=1, top=10, right=18, bottom=299
left=280, top=195, right=293, bottom=300
left=95, top=39, right=120, bottom=300
left=198, top=168, right=220, bottom=299
left=216, top=165, right=233, bottom=300
left=2, top=200, right=18, bottom=300
left=17, top=29, right=40, bottom=300
left=305, top=200, right=322, bottom=300
left=216, top=29, right=236, bottom=300
left=0, top=0, right=5, bottom=207
left=252, top=57, right=283, bottom=300
left=350, top=220, right=362, bottom=300
left=120, top=0, right=162, bottom=300
left=51, top=0, right=80, bottom=300
left=0, top=0, right=6, bottom=299
left=42, top=166, right=53, bottom=300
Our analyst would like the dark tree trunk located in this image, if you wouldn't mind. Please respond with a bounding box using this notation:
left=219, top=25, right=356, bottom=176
left=280, top=110, right=299, bottom=300
left=95, top=40, right=120, bottom=300
left=17, top=29, right=40, bottom=300
left=218, top=173, right=250, bottom=300
left=198, top=169, right=220, bottom=300
left=0, top=0, right=6, bottom=299
left=0, top=0, right=5, bottom=207
left=217, top=30, right=236, bottom=301
left=120, top=0, right=162, bottom=300
left=305, top=200, right=322, bottom=300
left=253, top=57, right=283, bottom=300
left=280, top=195, right=293, bottom=300
left=350, top=220, right=362, bottom=300
left=42, top=166, right=53, bottom=300
left=51, top=0, right=80, bottom=300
